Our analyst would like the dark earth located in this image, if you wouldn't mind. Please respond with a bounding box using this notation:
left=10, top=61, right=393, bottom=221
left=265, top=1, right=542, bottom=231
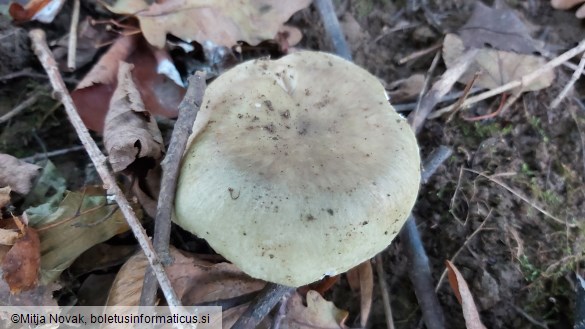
left=1, top=0, right=584, bottom=328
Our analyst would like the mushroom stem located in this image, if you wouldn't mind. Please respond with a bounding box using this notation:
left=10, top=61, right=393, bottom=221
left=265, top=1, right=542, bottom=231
left=230, top=283, right=294, bottom=329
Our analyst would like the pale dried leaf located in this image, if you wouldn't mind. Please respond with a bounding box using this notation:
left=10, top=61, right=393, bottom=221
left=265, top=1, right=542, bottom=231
left=357, top=261, right=373, bottom=327
left=104, top=61, right=164, bottom=173
left=283, top=290, right=348, bottom=329
left=0, top=228, right=20, bottom=246
left=446, top=261, right=488, bottom=329
left=443, top=33, right=554, bottom=92
left=0, top=153, right=41, bottom=195
left=107, top=0, right=312, bottom=48
left=387, top=74, right=425, bottom=103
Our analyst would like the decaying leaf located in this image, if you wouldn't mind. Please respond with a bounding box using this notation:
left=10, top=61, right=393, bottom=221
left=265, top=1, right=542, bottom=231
left=9, top=0, right=65, bottom=23
left=387, top=74, right=425, bottom=103
left=442, top=2, right=554, bottom=92
left=106, top=0, right=312, bottom=48
left=0, top=153, right=41, bottom=195
left=107, top=247, right=266, bottom=328
left=26, top=186, right=133, bottom=284
left=551, top=0, right=585, bottom=18
left=1, top=224, right=40, bottom=293
left=104, top=61, right=164, bottom=173
left=446, top=261, right=488, bottom=329
left=0, top=215, right=20, bottom=246
left=0, top=186, right=10, bottom=208
left=72, top=36, right=185, bottom=132
left=283, top=290, right=348, bottom=329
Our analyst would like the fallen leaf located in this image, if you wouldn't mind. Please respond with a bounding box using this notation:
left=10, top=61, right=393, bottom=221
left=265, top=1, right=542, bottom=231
left=283, top=290, right=348, bottom=329
left=72, top=35, right=185, bottom=132
left=69, top=243, right=137, bottom=277
left=106, top=0, right=312, bottom=48
left=26, top=186, right=134, bottom=284
left=0, top=186, right=10, bottom=208
left=443, top=34, right=554, bottom=92
left=446, top=261, right=488, bottom=329
left=0, top=153, right=41, bottom=195
left=106, top=247, right=266, bottom=328
left=104, top=61, right=164, bottom=173
left=9, top=0, right=65, bottom=23
left=387, top=74, right=425, bottom=103
left=1, top=224, right=40, bottom=293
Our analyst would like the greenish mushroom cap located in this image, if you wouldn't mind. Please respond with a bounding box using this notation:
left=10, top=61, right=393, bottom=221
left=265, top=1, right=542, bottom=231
left=174, top=51, right=421, bottom=286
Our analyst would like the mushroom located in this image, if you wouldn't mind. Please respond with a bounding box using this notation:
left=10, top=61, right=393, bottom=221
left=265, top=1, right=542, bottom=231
left=174, top=51, right=421, bottom=287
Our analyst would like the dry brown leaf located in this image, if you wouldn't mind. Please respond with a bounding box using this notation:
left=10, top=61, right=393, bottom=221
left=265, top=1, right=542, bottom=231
left=9, top=0, right=65, bottom=23
left=72, top=36, right=185, bottom=132
left=443, top=34, right=554, bottom=92
left=0, top=186, right=10, bottom=208
left=0, top=153, right=41, bottom=195
left=106, top=0, right=312, bottom=48
left=387, top=74, right=425, bottom=103
left=1, top=225, right=41, bottom=293
left=283, top=290, right=348, bottom=329
left=107, top=247, right=266, bottom=328
left=104, top=61, right=164, bottom=173
left=446, top=261, right=488, bottom=329
left=442, top=2, right=554, bottom=92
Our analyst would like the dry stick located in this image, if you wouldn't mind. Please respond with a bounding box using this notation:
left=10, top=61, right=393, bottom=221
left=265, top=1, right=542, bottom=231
left=430, top=37, right=585, bottom=119
left=28, top=28, right=182, bottom=309
left=67, top=0, right=80, bottom=70
left=314, top=0, right=352, bottom=61
left=408, top=49, right=479, bottom=134
left=231, top=283, right=295, bottom=329
left=551, top=50, right=585, bottom=109
left=374, top=254, right=395, bottom=329
left=0, top=90, right=43, bottom=124
left=140, top=72, right=207, bottom=307
left=21, top=145, right=86, bottom=162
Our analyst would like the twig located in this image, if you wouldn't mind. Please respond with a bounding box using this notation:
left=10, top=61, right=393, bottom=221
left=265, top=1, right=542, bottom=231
left=314, top=0, right=352, bottom=61
left=408, top=49, right=478, bottom=134
left=463, top=168, right=571, bottom=227
left=551, top=51, right=585, bottom=109
left=392, top=87, right=484, bottom=112
left=140, top=72, right=207, bottom=306
left=447, top=71, right=480, bottom=123
left=67, top=0, right=80, bottom=70
left=231, top=283, right=295, bottom=329
left=435, top=209, right=493, bottom=292
left=28, top=29, right=182, bottom=309
left=0, top=90, right=44, bottom=124
left=374, top=254, right=395, bottom=329
left=430, top=37, right=585, bottom=119
left=0, top=68, right=78, bottom=84
left=398, top=42, right=442, bottom=64
left=21, top=145, right=86, bottom=162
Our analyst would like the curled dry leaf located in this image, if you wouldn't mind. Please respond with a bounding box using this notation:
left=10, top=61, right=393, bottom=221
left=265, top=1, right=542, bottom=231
left=104, top=61, right=164, bottom=173
left=446, top=261, right=488, bottom=329
left=1, top=224, right=40, bottom=293
left=442, top=2, right=554, bottom=92
left=0, top=153, right=41, bottom=195
left=551, top=0, right=585, bottom=18
left=9, top=0, right=65, bottom=23
left=283, top=290, right=349, bottom=329
left=72, top=36, right=185, bottom=132
left=106, top=0, right=312, bottom=48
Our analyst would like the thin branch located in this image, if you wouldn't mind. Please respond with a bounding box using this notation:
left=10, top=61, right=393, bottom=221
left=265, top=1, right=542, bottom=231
left=374, top=254, right=395, bottom=329
left=551, top=50, right=585, bottom=109
left=28, top=28, right=182, bottom=310
left=314, top=0, right=352, bottom=61
left=67, top=0, right=80, bottom=70
left=140, top=72, right=207, bottom=306
left=231, top=283, right=295, bottom=329
left=0, top=90, right=44, bottom=124
left=21, top=145, right=86, bottom=162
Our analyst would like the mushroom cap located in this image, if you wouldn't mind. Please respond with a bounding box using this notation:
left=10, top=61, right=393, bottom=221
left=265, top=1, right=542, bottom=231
left=175, top=51, right=421, bottom=287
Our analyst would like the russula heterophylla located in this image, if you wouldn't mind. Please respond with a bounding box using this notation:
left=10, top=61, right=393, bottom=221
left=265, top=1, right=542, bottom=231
left=174, top=51, right=421, bottom=287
